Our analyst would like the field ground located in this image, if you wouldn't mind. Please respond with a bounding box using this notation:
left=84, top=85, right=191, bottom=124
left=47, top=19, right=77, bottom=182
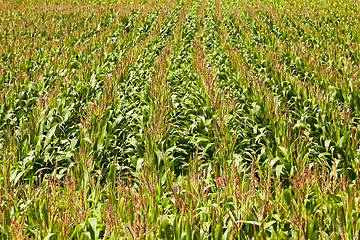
left=1, top=0, right=360, bottom=238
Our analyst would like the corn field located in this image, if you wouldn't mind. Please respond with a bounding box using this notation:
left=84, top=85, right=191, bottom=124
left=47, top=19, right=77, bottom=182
left=1, top=0, right=360, bottom=238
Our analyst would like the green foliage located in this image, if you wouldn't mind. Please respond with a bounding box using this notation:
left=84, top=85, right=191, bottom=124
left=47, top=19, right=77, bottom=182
left=1, top=0, right=360, bottom=238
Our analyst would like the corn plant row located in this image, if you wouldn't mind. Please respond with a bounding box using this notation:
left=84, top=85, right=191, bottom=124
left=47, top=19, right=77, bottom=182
left=0, top=0, right=174, bottom=184
left=224, top=0, right=359, bottom=174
